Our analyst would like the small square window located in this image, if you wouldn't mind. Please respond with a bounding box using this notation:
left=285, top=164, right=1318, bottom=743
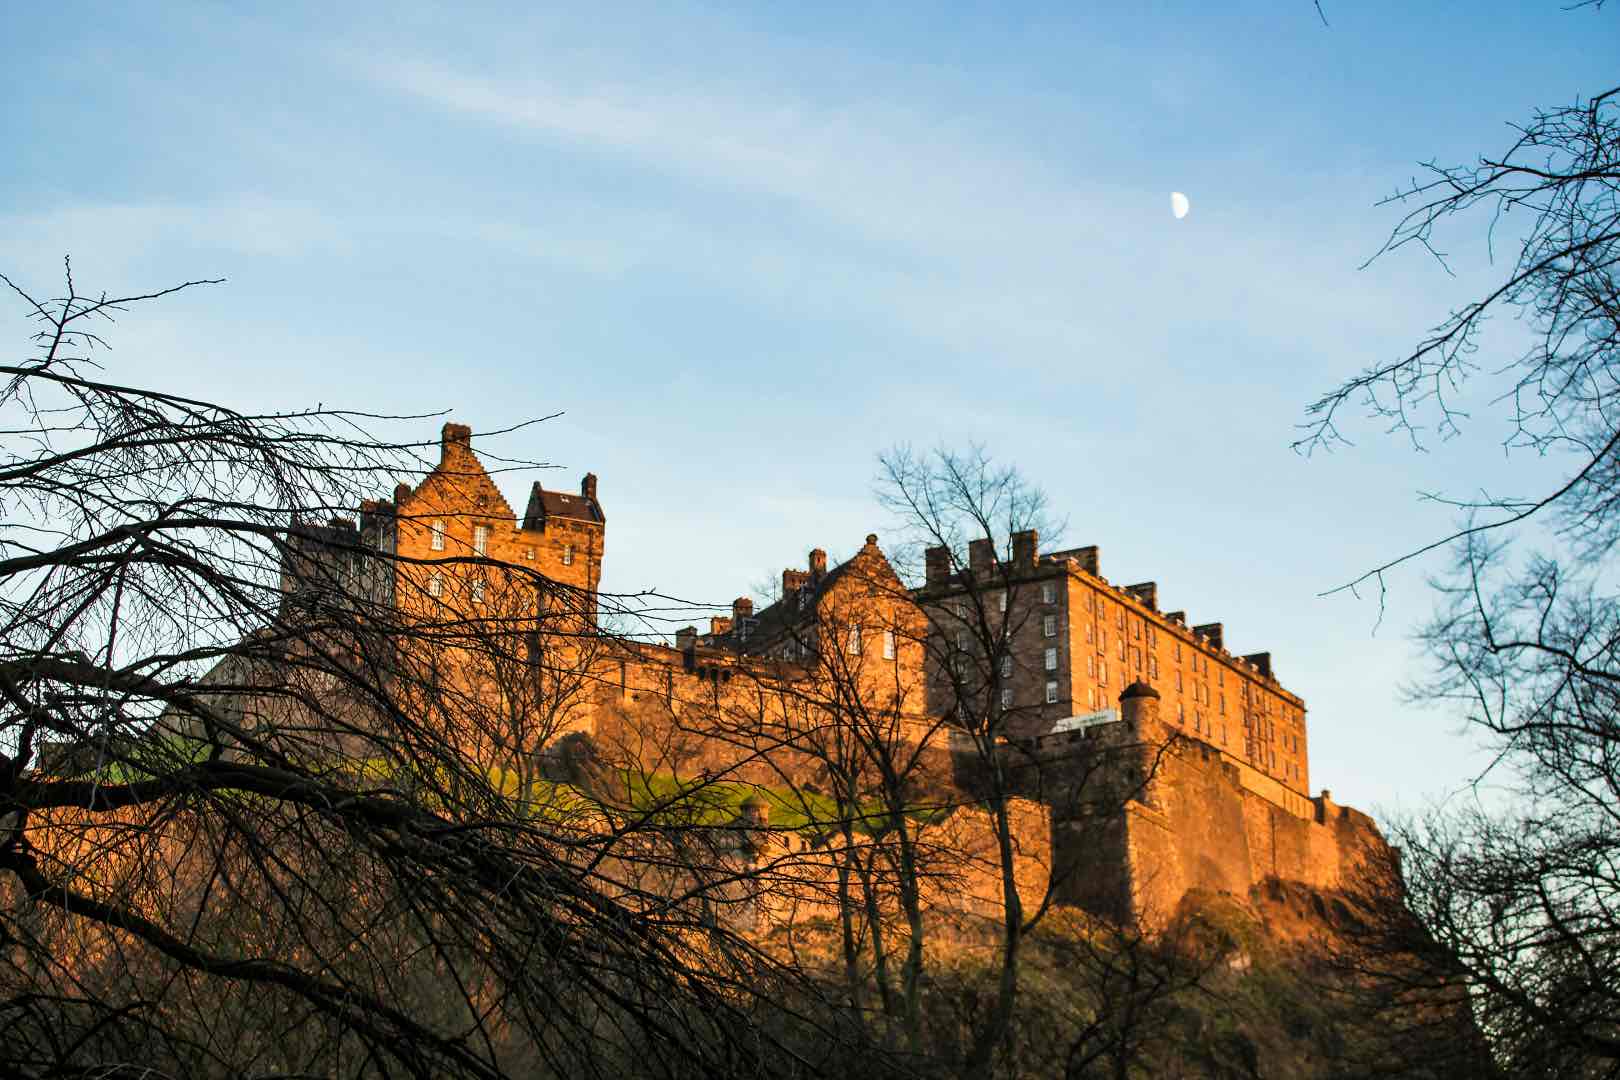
left=848, top=625, right=862, bottom=655
left=562, top=544, right=575, bottom=566
left=473, top=525, right=490, bottom=556
left=999, top=655, right=1013, bottom=678
left=1042, top=614, right=1057, bottom=638
left=1000, top=687, right=1013, bottom=708
left=1045, top=680, right=1059, bottom=704
left=471, top=579, right=485, bottom=602
left=430, top=519, right=445, bottom=552
left=1043, top=647, right=1057, bottom=671
left=1041, top=582, right=1056, bottom=604
left=883, top=628, right=896, bottom=660
left=427, top=572, right=443, bottom=598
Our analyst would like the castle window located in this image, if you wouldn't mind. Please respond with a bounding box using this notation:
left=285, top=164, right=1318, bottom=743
left=1116, top=609, right=1124, bottom=630
left=524, top=546, right=535, bottom=560
left=957, top=629, right=970, bottom=651
left=1042, top=614, right=1057, bottom=638
left=1176, top=671, right=1183, bottom=691
left=1133, top=620, right=1141, bottom=641
left=1149, top=656, right=1159, bottom=678
left=1147, top=627, right=1156, bottom=648
left=998, top=592, right=1008, bottom=613
left=562, top=544, right=575, bottom=566
left=1219, top=694, right=1226, bottom=715
left=1086, top=622, right=1094, bottom=644
left=1175, top=642, right=1182, bottom=662
left=797, top=591, right=809, bottom=611
left=883, top=628, right=896, bottom=659
left=1088, top=687, right=1097, bottom=709
left=471, top=579, right=485, bottom=603
left=428, top=572, right=444, bottom=598
left=1045, top=680, right=1059, bottom=704
left=1000, top=655, right=1013, bottom=678
left=1087, top=654, right=1096, bottom=677
left=473, top=525, right=490, bottom=556
left=848, top=625, right=862, bottom=655
left=430, top=519, right=445, bottom=551
left=1099, top=660, right=1108, bottom=684
left=1177, top=703, right=1185, bottom=722
left=1000, top=687, right=1013, bottom=709
left=1042, top=582, right=1057, bottom=604
left=1044, top=647, right=1058, bottom=672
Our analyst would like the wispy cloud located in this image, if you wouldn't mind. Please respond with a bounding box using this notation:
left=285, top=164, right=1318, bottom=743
left=354, top=55, right=1449, bottom=376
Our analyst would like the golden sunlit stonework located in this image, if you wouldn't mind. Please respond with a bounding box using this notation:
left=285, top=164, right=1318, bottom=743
left=301, top=422, right=1384, bottom=926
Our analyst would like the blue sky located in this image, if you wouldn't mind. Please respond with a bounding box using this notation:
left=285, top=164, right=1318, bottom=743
left=2, top=1, right=1612, bottom=816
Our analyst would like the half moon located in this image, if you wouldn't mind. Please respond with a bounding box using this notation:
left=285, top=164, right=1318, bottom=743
left=1171, top=192, right=1190, bottom=219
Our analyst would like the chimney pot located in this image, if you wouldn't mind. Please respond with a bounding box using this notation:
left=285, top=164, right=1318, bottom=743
left=581, top=472, right=598, bottom=502
left=925, top=545, right=951, bottom=586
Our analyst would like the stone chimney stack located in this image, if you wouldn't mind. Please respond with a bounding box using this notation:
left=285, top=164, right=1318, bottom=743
left=732, top=597, right=754, bottom=623
left=1194, top=623, right=1224, bottom=651
left=1125, top=582, right=1158, bottom=611
left=440, top=422, right=472, bottom=463
left=1011, top=529, right=1038, bottom=569
left=924, top=545, right=951, bottom=586
left=783, top=568, right=809, bottom=597
left=710, top=616, right=733, bottom=636
left=393, top=482, right=412, bottom=505
left=809, top=548, right=828, bottom=580
left=968, top=537, right=995, bottom=579
left=1242, top=652, right=1273, bottom=679
left=675, top=625, right=697, bottom=652
left=581, top=472, right=598, bottom=502
left=1075, top=545, right=1101, bottom=576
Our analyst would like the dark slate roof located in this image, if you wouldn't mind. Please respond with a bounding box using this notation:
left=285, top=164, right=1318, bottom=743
left=709, top=548, right=868, bottom=655
left=523, top=485, right=604, bottom=529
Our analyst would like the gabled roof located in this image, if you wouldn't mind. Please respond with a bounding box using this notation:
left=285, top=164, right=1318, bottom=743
left=523, top=485, right=604, bottom=529
left=711, top=535, right=897, bottom=655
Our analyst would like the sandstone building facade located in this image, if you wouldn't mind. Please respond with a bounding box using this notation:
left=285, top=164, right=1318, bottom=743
left=285, top=421, right=1379, bottom=926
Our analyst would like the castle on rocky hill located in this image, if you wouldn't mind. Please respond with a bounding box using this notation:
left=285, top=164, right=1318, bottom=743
left=294, top=421, right=1386, bottom=926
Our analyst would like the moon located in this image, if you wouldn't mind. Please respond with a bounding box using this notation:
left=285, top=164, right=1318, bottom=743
left=1171, top=192, right=1190, bottom=219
